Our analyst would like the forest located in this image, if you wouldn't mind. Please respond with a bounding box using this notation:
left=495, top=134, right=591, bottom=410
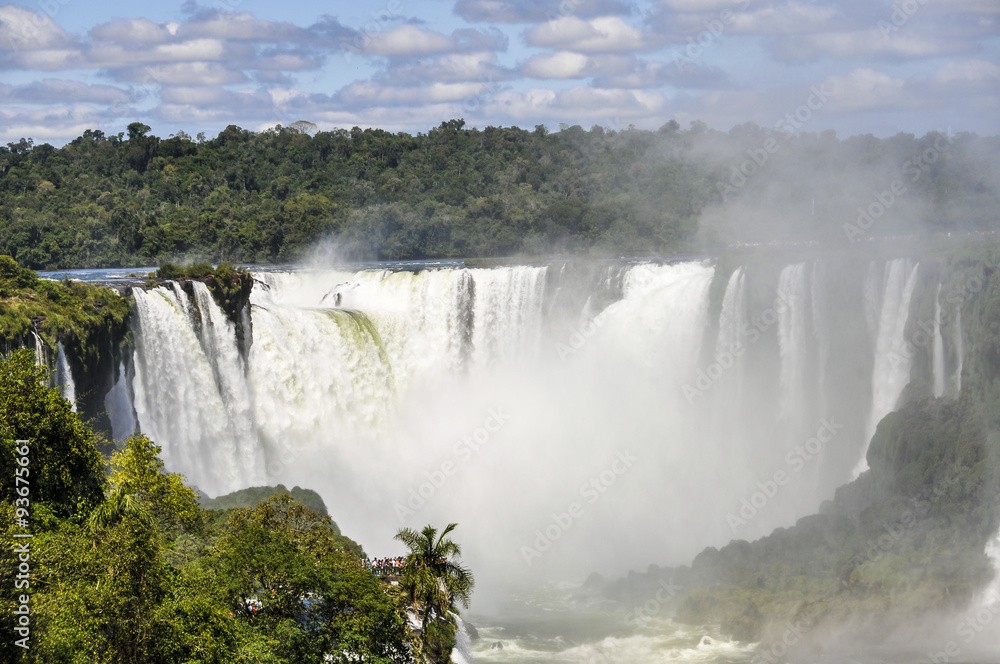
left=1, top=120, right=997, bottom=270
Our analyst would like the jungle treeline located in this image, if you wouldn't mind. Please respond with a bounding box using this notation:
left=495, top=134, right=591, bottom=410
left=1, top=120, right=997, bottom=269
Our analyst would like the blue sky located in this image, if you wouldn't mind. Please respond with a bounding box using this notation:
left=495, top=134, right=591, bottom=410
left=0, top=0, right=998, bottom=145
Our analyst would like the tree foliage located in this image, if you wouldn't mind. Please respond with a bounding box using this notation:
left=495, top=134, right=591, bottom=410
left=0, top=353, right=423, bottom=662
left=394, top=523, right=474, bottom=663
left=2, top=122, right=994, bottom=269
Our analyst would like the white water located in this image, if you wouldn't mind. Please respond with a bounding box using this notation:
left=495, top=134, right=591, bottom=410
left=954, top=307, right=963, bottom=396
left=104, top=360, right=136, bottom=441
left=131, top=284, right=265, bottom=495
left=933, top=282, right=945, bottom=399
left=714, top=267, right=746, bottom=412
left=55, top=341, right=77, bottom=411
left=854, top=259, right=920, bottom=477
left=111, top=259, right=933, bottom=591
left=777, top=262, right=809, bottom=427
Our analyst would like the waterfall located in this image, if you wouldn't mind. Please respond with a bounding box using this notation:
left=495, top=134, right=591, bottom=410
left=716, top=267, right=746, bottom=361
left=810, top=261, right=830, bottom=414
left=112, top=260, right=938, bottom=579
left=55, top=342, right=77, bottom=411
left=953, top=307, right=963, bottom=396
left=777, top=263, right=809, bottom=425
left=468, top=267, right=546, bottom=368
left=714, top=267, right=746, bottom=409
left=104, top=360, right=136, bottom=441
left=31, top=330, right=47, bottom=367
left=932, top=282, right=945, bottom=398
left=452, top=614, right=475, bottom=664
left=131, top=284, right=265, bottom=495
left=854, top=259, right=919, bottom=477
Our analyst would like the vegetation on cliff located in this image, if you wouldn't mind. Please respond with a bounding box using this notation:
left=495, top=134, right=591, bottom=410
left=0, top=255, right=130, bottom=376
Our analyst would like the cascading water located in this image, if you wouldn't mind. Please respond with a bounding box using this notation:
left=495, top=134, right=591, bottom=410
left=714, top=266, right=746, bottom=410
left=109, top=258, right=934, bottom=588
left=954, top=306, right=964, bottom=396
left=854, top=258, right=920, bottom=477
left=933, top=282, right=946, bottom=398
left=131, top=284, right=265, bottom=495
left=54, top=341, right=77, bottom=411
left=104, top=360, right=136, bottom=442
left=811, top=261, right=830, bottom=414
left=776, top=262, right=809, bottom=427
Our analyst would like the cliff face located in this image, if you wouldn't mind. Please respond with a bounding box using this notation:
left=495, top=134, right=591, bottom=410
left=602, top=241, right=1000, bottom=653
left=0, top=256, right=132, bottom=430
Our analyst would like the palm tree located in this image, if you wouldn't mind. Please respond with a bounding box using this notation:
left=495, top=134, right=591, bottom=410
left=393, top=523, right=475, bottom=638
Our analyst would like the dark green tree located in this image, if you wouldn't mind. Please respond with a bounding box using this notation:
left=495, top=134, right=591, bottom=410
left=394, top=523, right=474, bottom=663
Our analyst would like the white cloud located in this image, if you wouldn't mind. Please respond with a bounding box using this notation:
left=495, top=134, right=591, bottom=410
left=771, top=28, right=976, bottom=61
left=0, top=6, right=73, bottom=51
left=380, top=51, right=513, bottom=84
left=339, top=80, right=492, bottom=105
left=359, top=25, right=455, bottom=56
left=483, top=85, right=667, bottom=123
left=0, top=79, right=131, bottom=104
left=526, top=16, right=660, bottom=52
left=90, top=18, right=174, bottom=45
left=454, top=0, right=632, bottom=23
left=126, top=62, right=248, bottom=86
left=726, top=2, right=840, bottom=35
left=659, top=0, right=747, bottom=11
left=178, top=12, right=306, bottom=41
left=929, top=59, right=1000, bottom=85
left=816, top=68, right=907, bottom=112
left=522, top=51, right=593, bottom=78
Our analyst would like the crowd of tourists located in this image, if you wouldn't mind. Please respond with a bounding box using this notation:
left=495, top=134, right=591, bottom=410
left=364, top=557, right=406, bottom=577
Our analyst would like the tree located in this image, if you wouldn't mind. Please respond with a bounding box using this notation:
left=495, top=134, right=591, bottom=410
left=210, top=494, right=412, bottom=663
left=393, top=523, right=474, bottom=663
left=106, top=434, right=201, bottom=534
left=0, top=349, right=105, bottom=516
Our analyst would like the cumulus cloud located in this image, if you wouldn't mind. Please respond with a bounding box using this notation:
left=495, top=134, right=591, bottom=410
left=90, top=18, right=176, bottom=45
left=820, top=67, right=907, bottom=112
left=357, top=24, right=506, bottom=56
left=483, top=85, right=667, bottom=124
left=0, top=6, right=73, bottom=51
left=0, top=79, right=131, bottom=104
left=454, top=0, right=633, bottom=24
left=769, top=28, right=979, bottom=61
left=520, top=51, right=728, bottom=89
left=378, top=51, right=514, bottom=85
left=112, top=62, right=248, bottom=86
left=338, top=80, right=494, bottom=105
left=177, top=12, right=307, bottom=41
left=526, top=16, right=661, bottom=52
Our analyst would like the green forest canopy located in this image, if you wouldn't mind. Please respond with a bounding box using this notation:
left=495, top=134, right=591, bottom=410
left=1, top=120, right=997, bottom=270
